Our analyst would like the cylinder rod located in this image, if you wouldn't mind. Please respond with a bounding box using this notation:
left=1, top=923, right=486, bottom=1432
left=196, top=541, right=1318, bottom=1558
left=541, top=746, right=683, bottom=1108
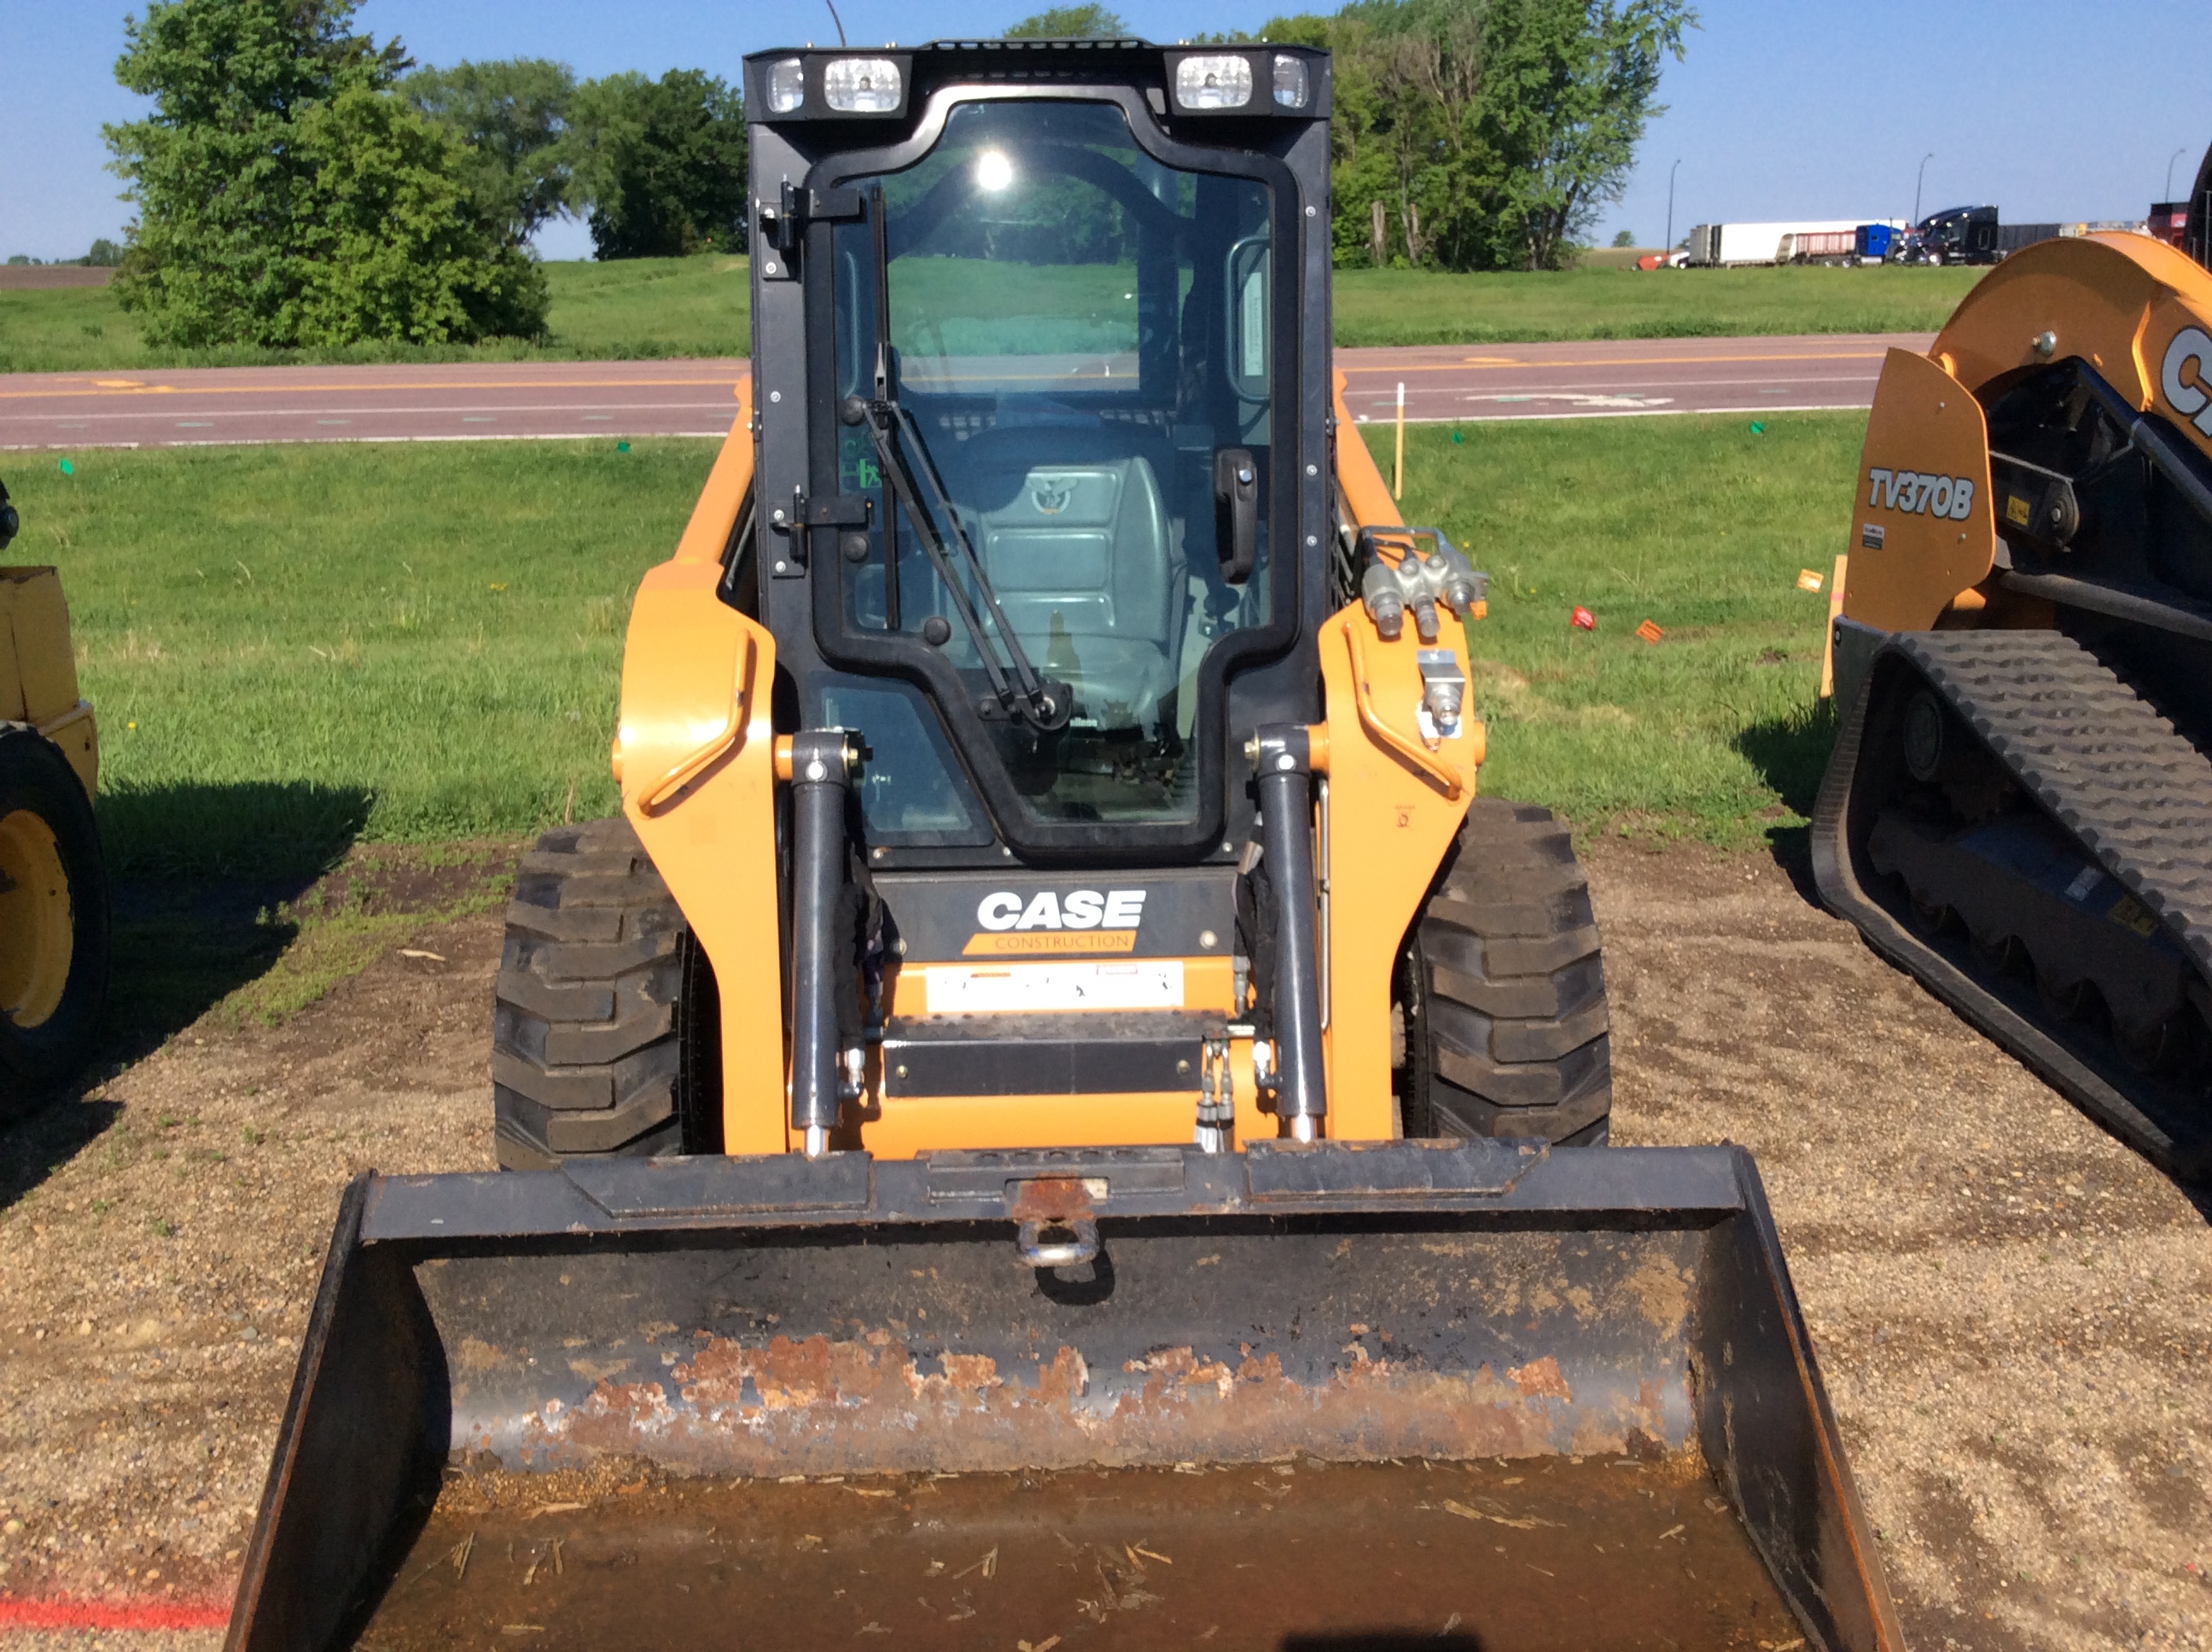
left=789, top=730, right=853, bottom=1155
left=1254, top=725, right=1326, bottom=1133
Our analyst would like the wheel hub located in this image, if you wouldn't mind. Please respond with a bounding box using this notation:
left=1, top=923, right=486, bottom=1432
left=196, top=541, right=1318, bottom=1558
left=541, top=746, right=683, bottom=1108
left=0, top=806, right=74, bottom=1030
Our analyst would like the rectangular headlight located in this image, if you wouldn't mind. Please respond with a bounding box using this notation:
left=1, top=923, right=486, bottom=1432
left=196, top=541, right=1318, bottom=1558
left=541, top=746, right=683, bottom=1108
left=766, top=57, right=806, bottom=113
left=1272, top=54, right=1307, bottom=108
left=1174, top=55, right=1253, bottom=111
left=822, top=56, right=902, bottom=113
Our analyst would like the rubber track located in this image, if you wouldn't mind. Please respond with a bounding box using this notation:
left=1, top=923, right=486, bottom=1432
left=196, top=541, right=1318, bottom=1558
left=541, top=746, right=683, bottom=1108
left=1813, top=627, right=2212, bottom=1179
left=1890, top=629, right=2212, bottom=970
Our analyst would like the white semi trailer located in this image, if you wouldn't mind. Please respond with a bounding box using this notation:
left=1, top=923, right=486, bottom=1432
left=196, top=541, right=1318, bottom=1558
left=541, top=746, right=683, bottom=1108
left=1685, top=219, right=1904, bottom=266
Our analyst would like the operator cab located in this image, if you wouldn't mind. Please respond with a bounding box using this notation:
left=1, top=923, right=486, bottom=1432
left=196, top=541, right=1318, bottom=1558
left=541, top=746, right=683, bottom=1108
left=740, top=41, right=1334, bottom=865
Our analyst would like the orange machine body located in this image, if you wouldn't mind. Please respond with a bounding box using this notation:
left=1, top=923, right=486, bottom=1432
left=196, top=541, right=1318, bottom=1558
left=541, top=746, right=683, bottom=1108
left=1842, top=234, right=2212, bottom=631
left=613, top=374, right=1481, bottom=1158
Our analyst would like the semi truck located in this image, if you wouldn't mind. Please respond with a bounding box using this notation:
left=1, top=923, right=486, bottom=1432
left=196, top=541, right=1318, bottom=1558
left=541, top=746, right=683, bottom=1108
left=1688, top=219, right=1906, bottom=266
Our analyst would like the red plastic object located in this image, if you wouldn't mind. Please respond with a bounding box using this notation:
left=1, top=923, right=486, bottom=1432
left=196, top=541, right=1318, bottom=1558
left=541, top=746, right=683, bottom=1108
left=0, top=1596, right=231, bottom=1631
left=1571, top=607, right=1596, bottom=631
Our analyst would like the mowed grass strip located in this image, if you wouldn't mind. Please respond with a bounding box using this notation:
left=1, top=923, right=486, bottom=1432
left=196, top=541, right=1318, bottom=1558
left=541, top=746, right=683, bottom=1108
left=1372, top=411, right=1862, bottom=841
left=1, top=258, right=1977, bottom=374
left=1334, top=264, right=1976, bottom=347
left=14, top=439, right=719, bottom=875
left=0, top=254, right=753, bottom=375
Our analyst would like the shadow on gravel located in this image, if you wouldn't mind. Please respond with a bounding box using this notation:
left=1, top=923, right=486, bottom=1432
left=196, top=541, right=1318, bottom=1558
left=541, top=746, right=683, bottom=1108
left=0, top=1097, right=125, bottom=1215
left=1735, top=703, right=1838, bottom=904
left=0, top=782, right=370, bottom=1206
left=98, top=780, right=375, bottom=1068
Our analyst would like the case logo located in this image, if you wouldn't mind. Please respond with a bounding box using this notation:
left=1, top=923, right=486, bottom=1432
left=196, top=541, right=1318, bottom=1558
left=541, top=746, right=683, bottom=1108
left=1866, top=467, right=1976, bottom=521
left=2161, top=326, right=2212, bottom=438
left=976, top=889, right=1146, bottom=931
left=966, top=888, right=1147, bottom=956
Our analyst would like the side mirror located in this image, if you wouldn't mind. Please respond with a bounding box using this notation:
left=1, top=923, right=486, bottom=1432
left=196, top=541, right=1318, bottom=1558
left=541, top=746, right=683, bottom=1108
left=1214, top=449, right=1258, bottom=585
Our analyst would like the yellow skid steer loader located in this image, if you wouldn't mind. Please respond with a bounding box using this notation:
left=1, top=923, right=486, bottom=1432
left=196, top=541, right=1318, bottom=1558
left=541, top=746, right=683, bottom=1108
left=226, top=40, right=1900, bottom=1651
left=0, top=477, right=108, bottom=1112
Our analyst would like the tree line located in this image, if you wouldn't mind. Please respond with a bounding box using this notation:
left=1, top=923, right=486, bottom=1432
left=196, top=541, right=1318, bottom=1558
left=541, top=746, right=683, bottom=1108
left=100, top=0, right=1687, bottom=351
left=1230, top=0, right=1691, bottom=272
left=104, top=0, right=753, bottom=349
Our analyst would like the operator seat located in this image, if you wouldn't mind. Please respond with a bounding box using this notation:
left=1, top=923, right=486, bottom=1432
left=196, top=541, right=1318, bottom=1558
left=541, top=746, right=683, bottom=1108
left=952, top=425, right=1184, bottom=731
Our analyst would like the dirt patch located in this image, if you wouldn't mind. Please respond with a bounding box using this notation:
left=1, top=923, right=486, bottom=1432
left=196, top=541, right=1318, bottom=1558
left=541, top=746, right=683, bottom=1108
left=2, top=838, right=2208, bottom=1650
left=1586, top=837, right=2212, bottom=1652
left=0, top=879, right=506, bottom=1649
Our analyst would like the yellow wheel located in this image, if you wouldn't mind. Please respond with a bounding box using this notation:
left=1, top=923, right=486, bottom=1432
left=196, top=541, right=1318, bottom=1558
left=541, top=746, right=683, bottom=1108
left=0, top=730, right=108, bottom=1114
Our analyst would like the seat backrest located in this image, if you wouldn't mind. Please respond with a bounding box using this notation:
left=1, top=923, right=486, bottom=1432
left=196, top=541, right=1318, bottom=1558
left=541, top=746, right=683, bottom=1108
left=970, top=457, right=1173, bottom=647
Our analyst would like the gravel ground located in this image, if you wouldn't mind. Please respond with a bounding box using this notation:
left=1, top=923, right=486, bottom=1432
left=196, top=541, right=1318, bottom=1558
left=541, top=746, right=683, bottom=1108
left=0, top=837, right=2206, bottom=1650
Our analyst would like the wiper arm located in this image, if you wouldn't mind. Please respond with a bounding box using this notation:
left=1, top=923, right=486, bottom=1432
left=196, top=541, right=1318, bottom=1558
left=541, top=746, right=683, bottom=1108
left=849, top=188, right=1066, bottom=733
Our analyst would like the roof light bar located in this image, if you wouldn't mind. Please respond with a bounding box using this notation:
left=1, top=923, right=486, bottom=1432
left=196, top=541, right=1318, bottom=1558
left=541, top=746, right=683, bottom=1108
left=823, top=57, right=903, bottom=113
left=1174, top=55, right=1251, bottom=111
left=766, top=58, right=806, bottom=113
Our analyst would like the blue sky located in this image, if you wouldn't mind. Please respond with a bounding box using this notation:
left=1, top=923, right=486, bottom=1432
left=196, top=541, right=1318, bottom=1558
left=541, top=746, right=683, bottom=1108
left=4, top=0, right=2208, bottom=262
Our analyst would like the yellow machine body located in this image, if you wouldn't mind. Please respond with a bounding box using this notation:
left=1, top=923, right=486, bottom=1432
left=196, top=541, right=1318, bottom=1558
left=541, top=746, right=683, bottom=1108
left=614, top=377, right=1481, bottom=1158
left=1818, top=228, right=2212, bottom=1180
left=1842, top=233, right=2212, bottom=631
left=0, top=566, right=100, bottom=801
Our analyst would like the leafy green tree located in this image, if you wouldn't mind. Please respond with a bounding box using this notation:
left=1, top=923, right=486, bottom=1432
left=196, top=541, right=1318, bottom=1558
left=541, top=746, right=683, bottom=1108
left=104, top=0, right=544, bottom=347
left=1611, top=228, right=1636, bottom=246
left=1471, top=0, right=1691, bottom=270
left=404, top=58, right=578, bottom=247
left=1005, top=6, right=1130, bottom=36
left=568, top=70, right=748, bottom=260
left=1261, top=0, right=1690, bottom=272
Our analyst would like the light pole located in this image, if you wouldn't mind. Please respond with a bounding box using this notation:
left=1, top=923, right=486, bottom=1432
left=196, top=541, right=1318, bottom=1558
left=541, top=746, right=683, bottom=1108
left=1912, top=152, right=1935, bottom=226
left=2168, top=146, right=2191, bottom=203
left=1665, top=159, right=1681, bottom=251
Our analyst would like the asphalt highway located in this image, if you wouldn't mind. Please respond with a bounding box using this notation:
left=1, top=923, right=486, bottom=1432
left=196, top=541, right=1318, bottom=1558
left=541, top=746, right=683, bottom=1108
left=0, top=334, right=1929, bottom=451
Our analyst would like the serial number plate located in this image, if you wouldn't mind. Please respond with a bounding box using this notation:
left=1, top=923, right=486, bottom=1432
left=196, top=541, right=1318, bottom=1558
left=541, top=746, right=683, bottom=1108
left=923, top=962, right=1185, bottom=1015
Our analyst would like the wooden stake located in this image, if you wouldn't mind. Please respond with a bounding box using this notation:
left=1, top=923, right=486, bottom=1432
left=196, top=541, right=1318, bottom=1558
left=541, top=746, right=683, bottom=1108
left=1392, top=381, right=1406, bottom=500
left=1819, top=553, right=1848, bottom=700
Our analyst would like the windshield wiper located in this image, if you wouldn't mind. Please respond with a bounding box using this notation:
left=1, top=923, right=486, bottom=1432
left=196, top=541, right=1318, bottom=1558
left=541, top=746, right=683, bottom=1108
left=844, top=186, right=1068, bottom=733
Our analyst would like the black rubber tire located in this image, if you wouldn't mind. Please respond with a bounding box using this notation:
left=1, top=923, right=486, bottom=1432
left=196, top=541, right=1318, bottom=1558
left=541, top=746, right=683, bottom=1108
left=1397, top=797, right=1612, bottom=1147
left=492, top=817, right=719, bottom=1169
left=0, top=729, right=110, bottom=1116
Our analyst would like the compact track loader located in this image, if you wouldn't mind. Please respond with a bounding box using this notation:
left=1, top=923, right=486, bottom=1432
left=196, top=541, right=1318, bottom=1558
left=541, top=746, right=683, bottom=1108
left=227, top=41, right=1899, bottom=1650
left=1815, top=228, right=2212, bottom=1179
left=0, top=478, right=109, bottom=1113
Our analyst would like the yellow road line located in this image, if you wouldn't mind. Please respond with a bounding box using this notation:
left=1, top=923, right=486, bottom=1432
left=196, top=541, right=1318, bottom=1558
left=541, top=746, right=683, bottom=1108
left=0, top=375, right=748, bottom=402
left=1, top=347, right=1895, bottom=402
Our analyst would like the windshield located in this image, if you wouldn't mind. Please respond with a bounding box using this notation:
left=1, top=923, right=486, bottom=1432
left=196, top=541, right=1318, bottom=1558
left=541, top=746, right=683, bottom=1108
left=829, top=99, right=1276, bottom=835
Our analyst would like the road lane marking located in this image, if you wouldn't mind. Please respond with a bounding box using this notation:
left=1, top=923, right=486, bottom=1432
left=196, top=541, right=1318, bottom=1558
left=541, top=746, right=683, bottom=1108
left=0, top=374, right=748, bottom=401
left=1340, top=349, right=1894, bottom=375
left=0, top=400, right=736, bottom=425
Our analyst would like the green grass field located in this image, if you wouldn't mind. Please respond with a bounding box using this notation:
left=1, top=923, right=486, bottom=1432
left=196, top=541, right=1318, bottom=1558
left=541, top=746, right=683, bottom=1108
left=0, top=257, right=1979, bottom=374
left=0, top=256, right=754, bottom=375
left=15, top=439, right=717, bottom=875
left=1332, top=264, right=1977, bottom=346
left=1361, top=412, right=1854, bottom=841
left=17, top=411, right=1857, bottom=1041
left=20, top=412, right=1853, bottom=871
